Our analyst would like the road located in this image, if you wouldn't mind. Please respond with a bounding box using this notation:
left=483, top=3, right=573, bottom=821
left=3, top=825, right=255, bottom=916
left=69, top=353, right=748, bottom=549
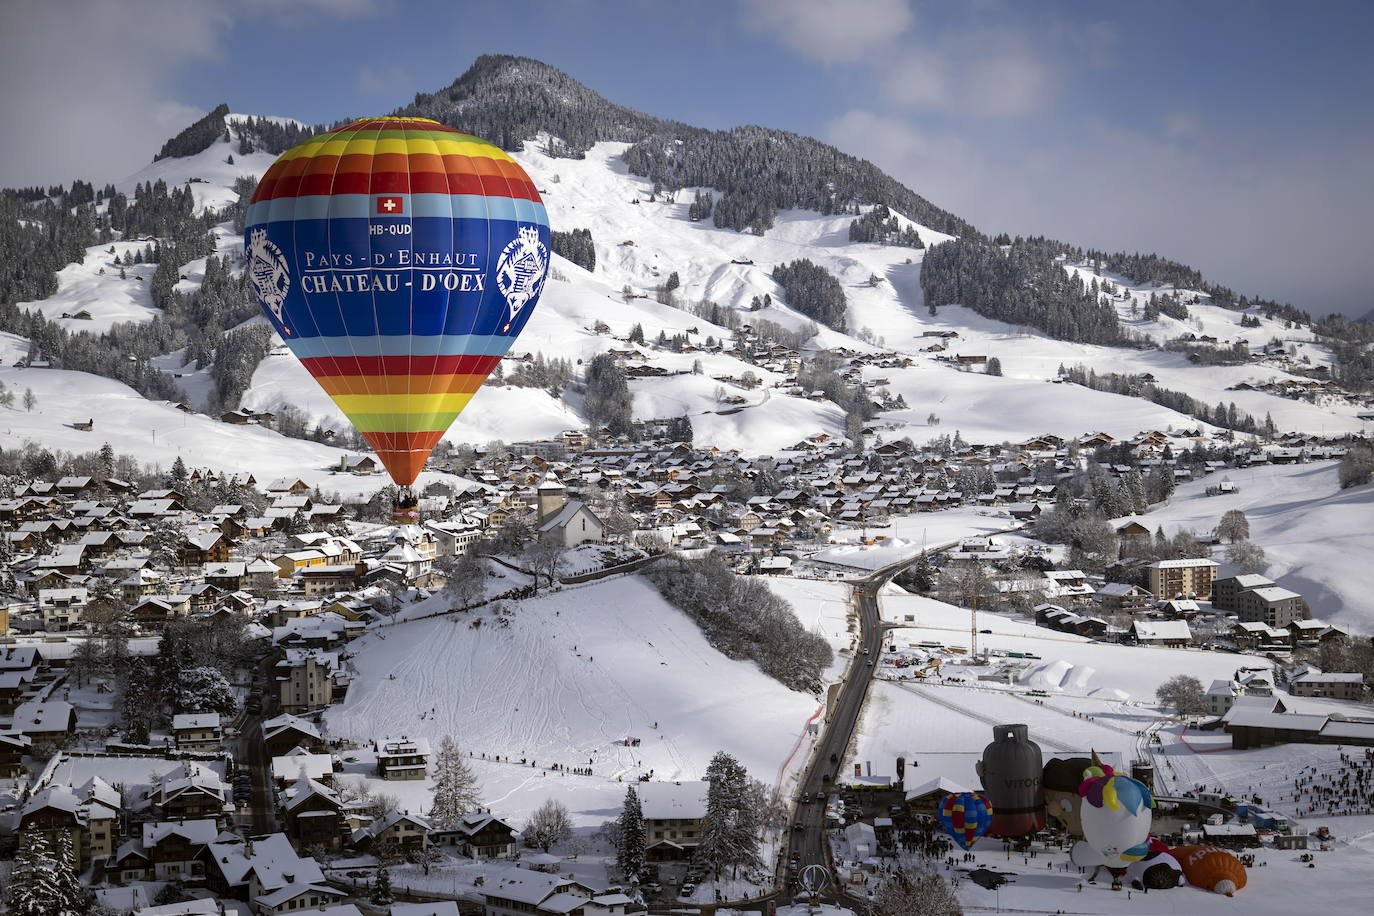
left=234, top=655, right=279, bottom=835
left=778, top=548, right=946, bottom=901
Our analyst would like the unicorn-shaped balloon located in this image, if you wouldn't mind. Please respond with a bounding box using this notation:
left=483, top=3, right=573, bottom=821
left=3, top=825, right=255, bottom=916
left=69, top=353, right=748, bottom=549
left=1077, top=751, right=1156, bottom=868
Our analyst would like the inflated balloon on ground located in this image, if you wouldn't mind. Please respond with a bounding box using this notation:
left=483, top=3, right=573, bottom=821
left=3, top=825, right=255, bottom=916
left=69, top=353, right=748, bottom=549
left=938, top=792, right=994, bottom=850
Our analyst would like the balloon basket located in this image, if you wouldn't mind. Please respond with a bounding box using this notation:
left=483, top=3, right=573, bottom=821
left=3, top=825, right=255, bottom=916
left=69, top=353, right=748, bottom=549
left=392, top=490, right=420, bottom=525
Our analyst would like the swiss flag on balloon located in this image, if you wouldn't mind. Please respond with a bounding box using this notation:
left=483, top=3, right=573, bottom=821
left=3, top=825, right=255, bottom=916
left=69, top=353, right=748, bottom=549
left=377, top=195, right=404, bottom=215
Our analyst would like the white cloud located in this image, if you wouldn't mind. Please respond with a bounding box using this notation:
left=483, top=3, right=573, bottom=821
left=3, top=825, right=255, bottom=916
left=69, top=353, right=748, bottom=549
left=738, top=0, right=914, bottom=63
left=0, top=0, right=386, bottom=189
left=881, top=27, right=1055, bottom=117
left=0, top=1, right=235, bottom=187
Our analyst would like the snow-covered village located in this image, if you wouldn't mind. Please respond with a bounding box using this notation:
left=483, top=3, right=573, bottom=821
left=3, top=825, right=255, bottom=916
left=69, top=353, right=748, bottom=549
left=3, top=6, right=1374, bottom=916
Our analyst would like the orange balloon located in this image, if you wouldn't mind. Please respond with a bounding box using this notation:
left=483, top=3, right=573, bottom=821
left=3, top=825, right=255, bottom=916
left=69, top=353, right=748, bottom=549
left=1169, top=845, right=1248, bottom=896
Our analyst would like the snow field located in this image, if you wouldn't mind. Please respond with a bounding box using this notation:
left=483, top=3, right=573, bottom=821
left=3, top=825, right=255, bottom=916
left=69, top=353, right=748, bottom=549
left=322, top=576, right=823, bottom=826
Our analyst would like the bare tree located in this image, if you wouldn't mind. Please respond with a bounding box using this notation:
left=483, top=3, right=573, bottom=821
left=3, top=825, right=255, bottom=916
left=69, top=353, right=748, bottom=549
left=871, top=866, right=963, bottom=916
left=523, top=799, right=573, bottom=852
left=524, top=539, right=566, bottom=593
left=440, top=553, right=486, bottom=608
left=1216, top=509, right=1250, bottom=544
left=1155, top=674, right=1208, bottom=716
left=1225, top=540, right=1267, bottom=575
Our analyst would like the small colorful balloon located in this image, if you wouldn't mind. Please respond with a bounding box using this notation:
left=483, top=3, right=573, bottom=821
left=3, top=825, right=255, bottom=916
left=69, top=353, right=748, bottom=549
left=938, top=792, right=994, bottom=850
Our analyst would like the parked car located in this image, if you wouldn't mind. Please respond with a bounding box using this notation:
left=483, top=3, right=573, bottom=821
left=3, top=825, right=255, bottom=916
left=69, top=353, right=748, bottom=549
left=679, top=884, right=695, bottom=897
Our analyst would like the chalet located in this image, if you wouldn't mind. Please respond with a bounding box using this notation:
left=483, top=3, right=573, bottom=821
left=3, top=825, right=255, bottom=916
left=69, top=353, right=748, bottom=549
left=340, top=455, right=378, bottom=475
left=282, top=778, right=347, bottom=851
left=142, top=762, right=232, bottom=825
left=262, top=713, right=327, bottom=758
left=132, top=594, right=192, bottom=626
left=133, top=818, right=220, bottom=882
left=171, top=713, right=223, bottom=751
left=197, top=833, right=343, bottom=912
left=8, top=698, right=77, bottom=741
left=266, top=477, right=312, bottom=494
left=1131, top=619, right=1192, bottom=648
left=1094, top=582, right=1151, bottom=615
left=19, top=786, right=87, bottom=868
left=481, top=869, right=638, bottom=916
left=180, top=530, right=230, bottom=565
left=355, top=809, right=431, bottom=857
left=438, top=810, right=517, bottom=859
left=374, top=736, right=431, bottom=780
left=1290, top=672, right=1365, bottom=700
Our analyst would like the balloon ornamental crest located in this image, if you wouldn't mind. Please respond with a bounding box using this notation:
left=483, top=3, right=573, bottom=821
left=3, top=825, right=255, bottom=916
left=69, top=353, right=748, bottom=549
left=243, top=116, right=551, bottom=487
left=247, top=228, right=290, bottom=332
left=497, top=225, right=549, bottom=331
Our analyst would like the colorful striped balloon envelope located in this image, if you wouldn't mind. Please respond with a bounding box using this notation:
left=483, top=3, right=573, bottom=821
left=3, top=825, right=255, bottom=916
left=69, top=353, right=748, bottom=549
left=244, top=116, right=550, bottom=485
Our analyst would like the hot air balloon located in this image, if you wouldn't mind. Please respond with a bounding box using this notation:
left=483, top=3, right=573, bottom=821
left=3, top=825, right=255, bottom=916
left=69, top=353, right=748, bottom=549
left=937, top=792, right=993, bottom=850
left=1077, top=755, right=1155, bottom=868
left=244, top=117, right=550, bottom=520
left=1170, top=845, right=1248, bottom=896
left=976, top=724, right=1045, bottom=837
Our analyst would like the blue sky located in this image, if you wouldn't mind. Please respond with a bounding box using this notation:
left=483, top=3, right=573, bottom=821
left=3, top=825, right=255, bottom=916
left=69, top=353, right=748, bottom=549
left=3, top=0, right=1372, bottom=316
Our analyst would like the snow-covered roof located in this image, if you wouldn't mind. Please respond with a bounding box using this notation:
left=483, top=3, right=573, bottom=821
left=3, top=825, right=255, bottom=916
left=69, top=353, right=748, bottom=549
left=272, top=752, right=334, bottom=784
left=1132, top=619, right=1192, bottom=641
left=905, top=776, right=972, bottom=799
left=171, top=713, right=221, bottom=731
left=637, top=780, right=708, bottom=821
left=1147, top=558, right=1219, bottom=569
left=142, top=818, right=220, bottom=848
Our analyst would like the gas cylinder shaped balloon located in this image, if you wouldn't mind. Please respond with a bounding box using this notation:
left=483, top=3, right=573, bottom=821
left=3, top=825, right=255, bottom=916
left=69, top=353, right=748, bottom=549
left=976, top=724, right=1045, bottom=837
left=1078, top=758, right=1155, bottom=868
left=244, top=117, right=550, bottom=486
left=937, top=792, right=993, bottom=850
left=1169, top=845, right=1248, bottom=896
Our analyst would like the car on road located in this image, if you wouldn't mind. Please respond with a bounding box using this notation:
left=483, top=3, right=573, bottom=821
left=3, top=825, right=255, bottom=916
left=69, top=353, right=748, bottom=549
left=862, top=647, right=870, bottom=654
left=644, top=883, right=661, bottom=894
left=802, top=792, right=811, bottom=803
left=792, top=822, right=803, bottom=830
left=866, top=660, right=874, bottom=666
left=980, top=629, right=992, bottom=634
left=817, top=791, right=827, bottom=801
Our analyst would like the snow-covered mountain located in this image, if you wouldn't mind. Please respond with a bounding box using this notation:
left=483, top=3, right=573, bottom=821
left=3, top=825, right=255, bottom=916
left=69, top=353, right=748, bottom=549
left=3, top=55, right=1369, bottom=475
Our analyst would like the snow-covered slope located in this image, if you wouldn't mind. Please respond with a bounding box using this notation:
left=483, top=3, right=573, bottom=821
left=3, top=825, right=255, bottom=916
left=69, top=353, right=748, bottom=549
left=1125, top=459, right=1374, bottom=630
left=323, top=576, right=822, bottom=800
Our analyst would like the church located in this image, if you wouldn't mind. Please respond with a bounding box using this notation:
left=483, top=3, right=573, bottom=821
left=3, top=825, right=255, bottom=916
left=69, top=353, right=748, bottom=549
left=534, top=475, right=605, bottom=548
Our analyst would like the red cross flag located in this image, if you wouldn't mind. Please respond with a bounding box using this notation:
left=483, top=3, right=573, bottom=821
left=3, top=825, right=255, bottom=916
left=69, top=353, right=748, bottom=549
left=377, top=195, right=404, bottom=215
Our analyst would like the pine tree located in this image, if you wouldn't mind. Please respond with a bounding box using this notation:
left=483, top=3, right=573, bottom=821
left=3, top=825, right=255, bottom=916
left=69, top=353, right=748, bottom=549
left=697, top=751, right=760, bottom=879
left=430, top=735, right=482, bottom=829
left=7, top=829, right=61, bottom=916
left=171, top=455, right=188, bottom=482
left=616, top=786, right=647, bottom=882
left=371, top=868, right=394, bottom=905
left=51, top=828, right=85, bottom=916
